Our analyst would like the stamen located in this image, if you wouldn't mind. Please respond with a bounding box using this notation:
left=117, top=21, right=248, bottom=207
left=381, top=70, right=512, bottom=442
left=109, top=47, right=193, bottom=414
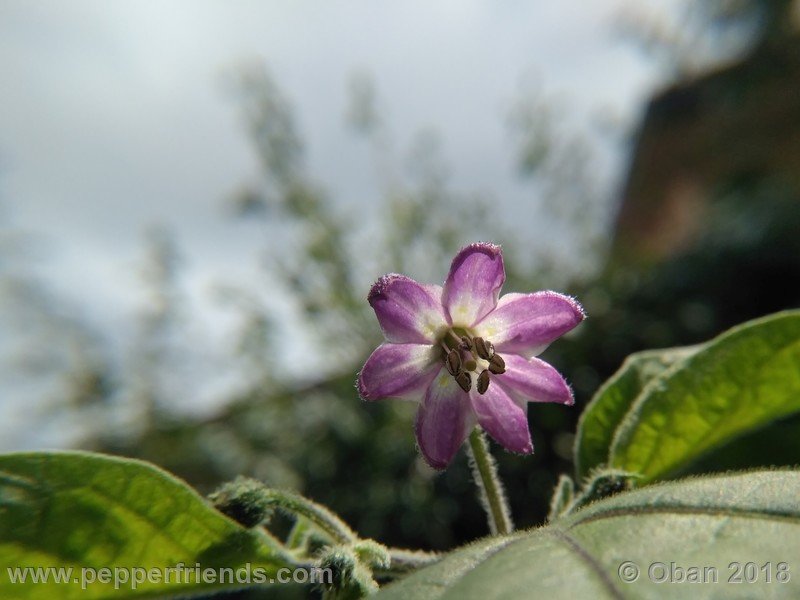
left=474, top=337, right=494, bottom=360
left=455, top=372, right=472, bottom=393
left=445, top=349, right=462, bottom=376
left=460, top=336, right=473, bottom=352
left=488, top=354, right=506, bottom=375
left=477, top=370, right=490, bottom=394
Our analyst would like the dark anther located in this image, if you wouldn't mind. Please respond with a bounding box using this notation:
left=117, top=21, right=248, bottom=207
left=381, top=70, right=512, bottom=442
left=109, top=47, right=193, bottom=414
left=477, top=370, right=490, bottom=394
left=455, top=372, right=472, bottom=393
left=474, top=337, right=494, bottom=360
left=460, top=336, right=473, bottom=351
left=488, top=354, right=506, bottom=374
left=445, top=349, right=462, bottom=376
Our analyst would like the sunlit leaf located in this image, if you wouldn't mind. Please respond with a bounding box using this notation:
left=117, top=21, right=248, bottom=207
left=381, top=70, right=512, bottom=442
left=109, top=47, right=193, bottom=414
left=0, top=451, right=293, bottom=599
left=574, top=311, right=800, bottom=484
left=609, top=310, right=800, bottom=482
left=574, top=345, right=699, bottom=480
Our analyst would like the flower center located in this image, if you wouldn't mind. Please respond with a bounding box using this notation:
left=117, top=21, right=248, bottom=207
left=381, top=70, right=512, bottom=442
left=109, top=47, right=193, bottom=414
left=438, top=329, right=505, bottom=394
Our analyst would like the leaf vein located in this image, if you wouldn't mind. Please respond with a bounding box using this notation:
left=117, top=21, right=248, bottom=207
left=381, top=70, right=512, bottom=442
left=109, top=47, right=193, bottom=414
left=567, top=505, right=800, bottom=529
left=545, top=528, right=625, bottom=600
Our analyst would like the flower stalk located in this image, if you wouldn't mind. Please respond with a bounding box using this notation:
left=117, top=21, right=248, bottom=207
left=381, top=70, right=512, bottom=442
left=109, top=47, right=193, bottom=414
left=466, top=428, right=513, bottom=536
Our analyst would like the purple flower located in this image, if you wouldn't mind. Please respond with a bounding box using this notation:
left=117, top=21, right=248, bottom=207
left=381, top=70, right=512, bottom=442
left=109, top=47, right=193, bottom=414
left=357, top=242, right=585, bottom=470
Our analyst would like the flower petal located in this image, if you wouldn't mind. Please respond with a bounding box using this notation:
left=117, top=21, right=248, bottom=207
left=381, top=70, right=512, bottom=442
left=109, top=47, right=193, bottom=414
left=495, top=354, right=574, bottom=406
left=357, top=343, right=440, bottom=401
left=469, top=381, right=532, bottom=454
left=415, top=372, right=474, bottom=469
left=368, top=274, right=448, bottom=343
left=442, top=242, right=505, bottom=327
left=473, top=291, right=584, bottom=357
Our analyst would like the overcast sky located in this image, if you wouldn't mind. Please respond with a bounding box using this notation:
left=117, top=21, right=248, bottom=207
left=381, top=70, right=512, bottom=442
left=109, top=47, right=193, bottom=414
left=0, top=0, right=681, bottom=448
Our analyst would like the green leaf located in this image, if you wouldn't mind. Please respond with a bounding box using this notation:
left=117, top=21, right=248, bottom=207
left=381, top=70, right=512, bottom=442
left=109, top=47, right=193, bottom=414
left=574, top=345, right=699, bottom=480
left=377, top=470, right=800, bottom=599
left=574, top=310, right=800, bottom=485
left=0, top=451, right=293, bottom=599
left=547, top=474, right=575, bottom=521
left=610, top=310, right=800, bottom=483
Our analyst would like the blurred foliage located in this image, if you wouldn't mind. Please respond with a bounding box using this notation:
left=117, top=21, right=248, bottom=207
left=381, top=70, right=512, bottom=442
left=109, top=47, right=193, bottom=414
left=81, top=66, right=535, bottom=554
left=0, top=221, right=112, bottom=444
left=617, top=0, right=797, bottom=77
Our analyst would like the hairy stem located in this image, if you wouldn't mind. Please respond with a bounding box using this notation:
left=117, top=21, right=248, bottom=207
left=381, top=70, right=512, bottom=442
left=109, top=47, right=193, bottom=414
left=466, top=428, right=513, bottom=535
left=285, top=516, right=312, bottom=550
left=263, top=489, right=357, bottom=545
left=386, top=548, right=441, bottom=572
left=371, top=548, right=441, bottom=580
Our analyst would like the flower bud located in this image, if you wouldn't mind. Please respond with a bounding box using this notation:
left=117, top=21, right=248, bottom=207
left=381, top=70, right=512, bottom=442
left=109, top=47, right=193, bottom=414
left=317, top=546, right=378, bottom=598
left=352, top=539, right=391, bottom=570
left=319, top=547, right=357, bottom=590
left=569, top=469, right=641, bottom=513
left=208, top=477, right=273, bottom=528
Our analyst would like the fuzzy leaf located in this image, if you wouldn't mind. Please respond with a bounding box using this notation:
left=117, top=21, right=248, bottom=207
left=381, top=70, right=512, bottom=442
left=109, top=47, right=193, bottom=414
left=609, top=311, right=800, bottom=482
left=574, top=345, right=698, bottom=480
left=574, top=311, right=800, bottom=484
left=378, top=470, right=800, bottom=599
